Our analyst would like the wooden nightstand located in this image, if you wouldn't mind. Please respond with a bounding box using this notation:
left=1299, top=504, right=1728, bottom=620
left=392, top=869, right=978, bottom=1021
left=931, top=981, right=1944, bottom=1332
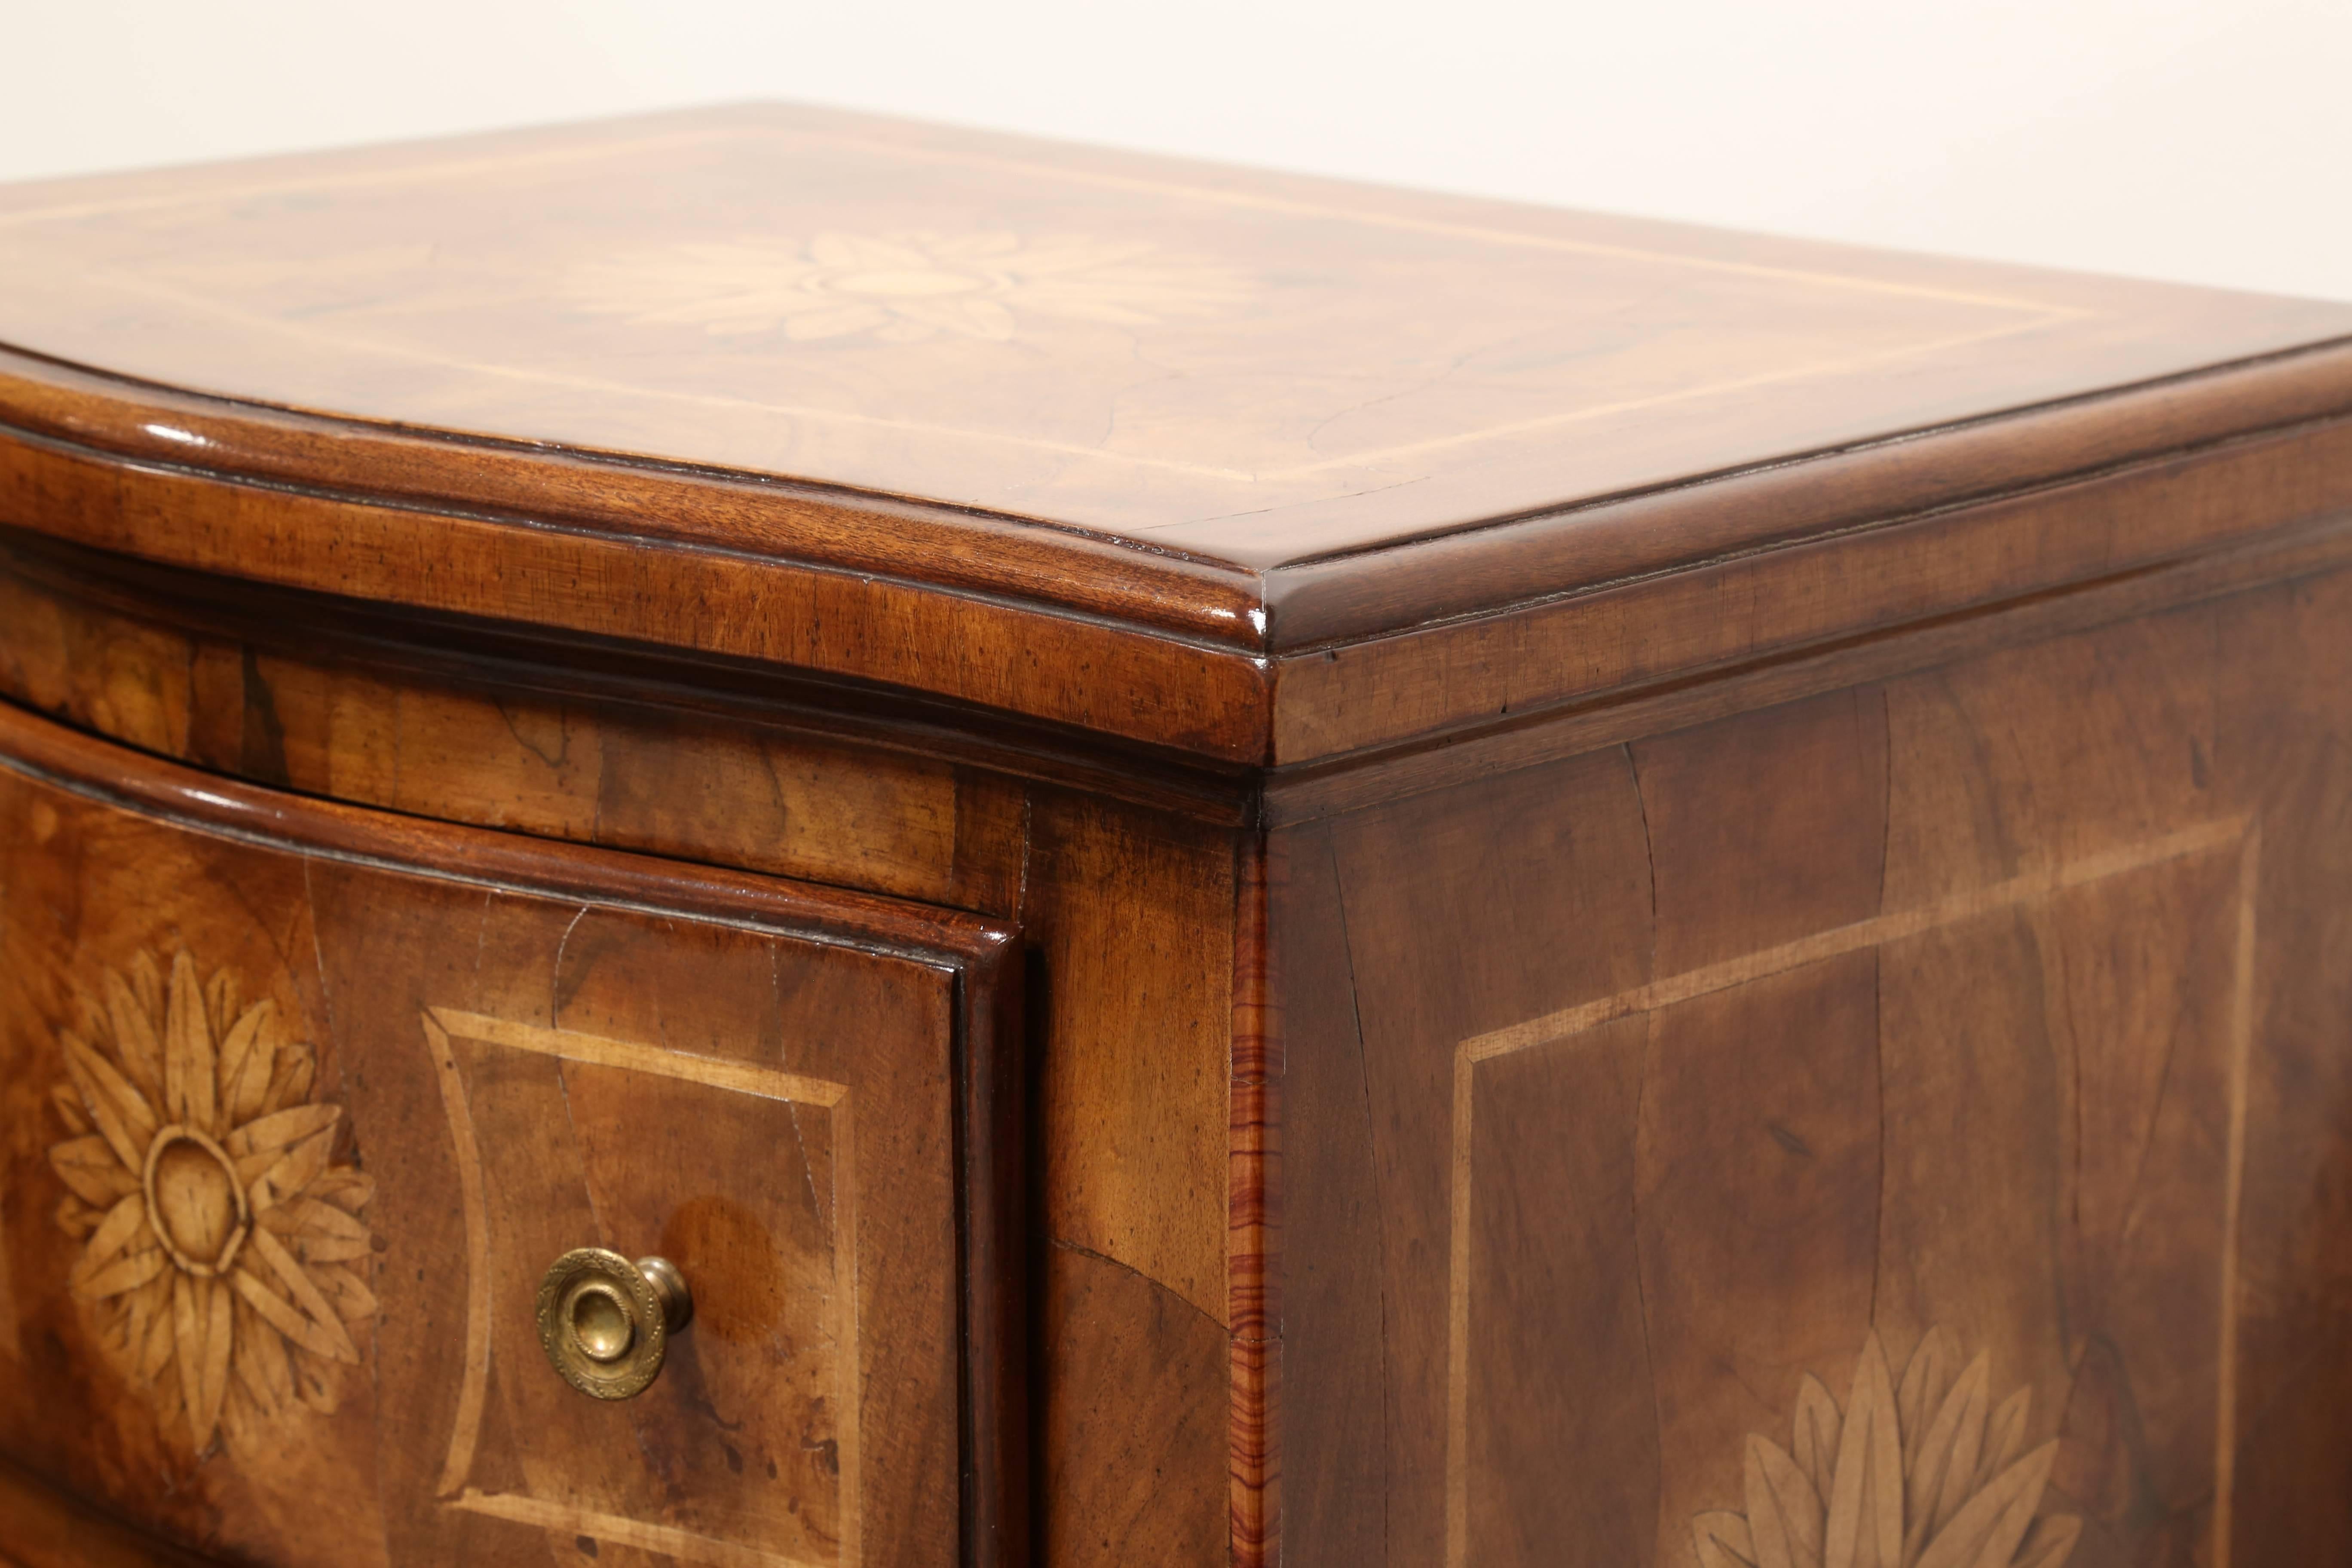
left=1, top=104, right=2348, bottom=1568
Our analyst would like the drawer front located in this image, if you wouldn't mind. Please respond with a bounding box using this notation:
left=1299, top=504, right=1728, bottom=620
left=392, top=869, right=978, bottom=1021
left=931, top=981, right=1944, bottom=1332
left=0, top=698, right=1022, bottom=1567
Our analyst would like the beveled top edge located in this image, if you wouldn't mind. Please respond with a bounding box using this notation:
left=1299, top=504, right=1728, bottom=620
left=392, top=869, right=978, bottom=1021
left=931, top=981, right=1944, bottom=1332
left=1266, top=333, right=2352, bottom=647
left=0, top=345, right=1272, bottom=646
left=6, top=345, right=2351, bottom=771
left=7, top=328, right=2352, bottom=660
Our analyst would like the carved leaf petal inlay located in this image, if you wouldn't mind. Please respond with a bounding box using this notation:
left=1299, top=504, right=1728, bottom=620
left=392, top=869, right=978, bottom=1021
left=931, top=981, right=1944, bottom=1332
left=1696, top=1329, right=2079, bottom=1568
left=47, top=947, right=378, bottom=1458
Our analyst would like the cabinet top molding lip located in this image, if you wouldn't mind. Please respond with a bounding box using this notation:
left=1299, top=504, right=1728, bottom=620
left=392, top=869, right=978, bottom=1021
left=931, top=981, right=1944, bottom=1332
left=4, top=104, right=2351, bottom=763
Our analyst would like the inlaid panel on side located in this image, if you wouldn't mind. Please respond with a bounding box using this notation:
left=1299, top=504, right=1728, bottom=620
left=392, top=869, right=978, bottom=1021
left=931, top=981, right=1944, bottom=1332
left=1280, top=577, right=2352, bottom=1567
left=1458, top=827, right=2246, bottom=1568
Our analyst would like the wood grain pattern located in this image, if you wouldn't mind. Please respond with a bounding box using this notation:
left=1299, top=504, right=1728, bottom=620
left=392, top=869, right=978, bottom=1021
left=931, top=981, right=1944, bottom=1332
left=1276, top=572, right=2352, bottom=1566
left=0, top=694, right=1023, bottom=1568
left=1038, top=1244, right=1228, bottom=1568
left=1271, top=410, right=2352, bottom=763
left=0, top=539, right=1244, bottom=1568
left=1263, top=824, right=1385, bottom=1568
left=2209, top=570, right=2352, bottom=1565
left=1298, top=750, right=1659, bottom=1565
left=1026, top=795, right=1235, bottom=1327
left=0, top=424, right=1275, bottom=763
left=1261, top=336, right=2352, bottom=645
left=1261, top=505, right=2352, bottom=828
left=4, top=104, right=2348, bottom=572
left=10, top=366, right=2352, bottom=765
left=424, top=1009, right=864, bottom=1568
left=7, top=106, right=2352, bottom=1568
left=0, top=1456, right=212, bottom=1568
left=1227, top=837, right=1277, bottom=1568
left=0, top=525, right=1248, bottom=875
left=4, top=107, right=2352, bottom=766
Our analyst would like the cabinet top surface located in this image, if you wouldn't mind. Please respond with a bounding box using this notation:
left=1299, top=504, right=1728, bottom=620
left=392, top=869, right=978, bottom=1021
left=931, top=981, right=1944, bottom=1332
left=5, top=102, right=2348, bottom=577
left=6, top=104, right=2352, bottom=769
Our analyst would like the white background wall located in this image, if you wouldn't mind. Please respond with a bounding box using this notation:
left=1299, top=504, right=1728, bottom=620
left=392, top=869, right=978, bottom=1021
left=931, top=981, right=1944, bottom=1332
left=7, top=0, right=2348, bottom=301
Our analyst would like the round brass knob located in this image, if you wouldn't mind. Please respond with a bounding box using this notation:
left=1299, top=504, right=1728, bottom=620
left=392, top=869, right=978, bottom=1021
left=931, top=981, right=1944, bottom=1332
left=536, top=1247, right=693, bottom=1400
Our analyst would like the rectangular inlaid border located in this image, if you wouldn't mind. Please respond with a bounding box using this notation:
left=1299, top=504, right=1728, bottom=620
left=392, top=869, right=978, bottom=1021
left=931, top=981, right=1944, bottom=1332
left=1441, top=815, right=2260, bottom=1568
left=424, top=1008, right=862, bottom=1568
left=0, top=121, right=2076, bottom=487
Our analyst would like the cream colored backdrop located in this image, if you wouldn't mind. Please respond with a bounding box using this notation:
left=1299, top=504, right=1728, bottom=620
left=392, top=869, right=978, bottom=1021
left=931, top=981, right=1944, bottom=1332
left=4, top=0, right=2348, bottom=300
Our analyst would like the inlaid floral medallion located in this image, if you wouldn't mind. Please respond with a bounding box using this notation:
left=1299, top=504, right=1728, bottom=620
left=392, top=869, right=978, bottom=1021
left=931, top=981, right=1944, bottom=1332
left=47, top=948, right=377, bottom=1455
left=1693, top=1328, right=2079, bottom=1568
left=562, top=229, right=1256, bottom=343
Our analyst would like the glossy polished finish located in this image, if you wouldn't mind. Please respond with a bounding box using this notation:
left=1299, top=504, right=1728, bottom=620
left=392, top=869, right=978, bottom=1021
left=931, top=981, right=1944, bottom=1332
left=3, top=106, right=2352, bottom=1568
left=2, top=105, right=2351, bottom=761
left=0, top=696, right=1026, bottom=1568
left=3, top=103, right=2349, bottom=569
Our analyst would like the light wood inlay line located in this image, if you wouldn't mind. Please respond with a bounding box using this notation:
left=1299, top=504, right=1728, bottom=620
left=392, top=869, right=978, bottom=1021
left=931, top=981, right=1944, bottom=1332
left=1257, top=315, right=2077, bottom=482
left=429, top=1009, right=847, bottom=1107
left=0, top=119, right=2087, bottom=499
left=447, top=1489, right=825, bottom=1568
left=2214, top=825, right=2261, bottom=1568
left=1443, top=814, right=2256, bottom=1568
left=789, top=129, right=2078, bottom=314
left=1463, top=816, right=2251, bottom=1063
left=430, top=1008, right=863, bottom=1564
left=424, top=1012, right=492, bottom=1501
left=832, top=1099, right=863, bottom=1568
left=84, top=263, right=2064, bottom=491
left=83, top=270, right=1265, bottom=485
left=1442, top=1043, right=1477, bottom=1568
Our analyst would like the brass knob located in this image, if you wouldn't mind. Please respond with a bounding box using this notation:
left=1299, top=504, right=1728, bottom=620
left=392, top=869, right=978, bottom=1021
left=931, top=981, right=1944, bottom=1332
left=536, top=1247, right=693, bottom=1400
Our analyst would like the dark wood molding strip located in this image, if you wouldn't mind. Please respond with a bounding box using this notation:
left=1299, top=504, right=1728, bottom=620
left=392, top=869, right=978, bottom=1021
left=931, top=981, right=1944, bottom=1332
left=1264, top=508, right=2352, bottom=825
left=0, top=689, right=1016, bottom=968
left=0, top=420, right=1280, bottom=764
left=0, top=523, right=1262, bottom=827
left=1265, top=335, right=2352, bottom=643
left=0, top=347, right=1269, bottom=642
left=1271, top=408, right=2352, bottom=763
left=10, top=343, right=2352, bottom=770
left=1228, top=832, right=1280, bottom=1567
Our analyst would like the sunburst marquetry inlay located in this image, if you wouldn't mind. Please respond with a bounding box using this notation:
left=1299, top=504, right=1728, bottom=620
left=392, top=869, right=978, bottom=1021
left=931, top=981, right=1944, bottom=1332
left=49, top=948, right=377, bottom=1456
left=1692, top=1327, right=2079, bottom=1568
left=562, top=229, right=1256, bottom=343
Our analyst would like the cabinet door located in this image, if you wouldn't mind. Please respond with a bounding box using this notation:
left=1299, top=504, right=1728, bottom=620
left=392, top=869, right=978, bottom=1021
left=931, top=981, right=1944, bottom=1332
left=0, top=696, right=1023, bottom=1568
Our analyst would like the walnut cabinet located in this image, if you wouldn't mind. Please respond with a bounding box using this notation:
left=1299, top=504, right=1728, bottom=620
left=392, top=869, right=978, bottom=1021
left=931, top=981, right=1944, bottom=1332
left=0, top=106, right=2349, bottom=1567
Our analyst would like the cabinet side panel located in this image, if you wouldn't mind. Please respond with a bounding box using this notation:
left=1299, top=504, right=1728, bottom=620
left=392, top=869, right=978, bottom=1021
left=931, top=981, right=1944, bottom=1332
left=1265, top=824, right=1381, bottom=1567
left=1275, top=578, right=2352, bottom=1566
left=1277, top=753, right=1658, bottom=1567
left=2214, top=572, right=2352, bottom=1564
